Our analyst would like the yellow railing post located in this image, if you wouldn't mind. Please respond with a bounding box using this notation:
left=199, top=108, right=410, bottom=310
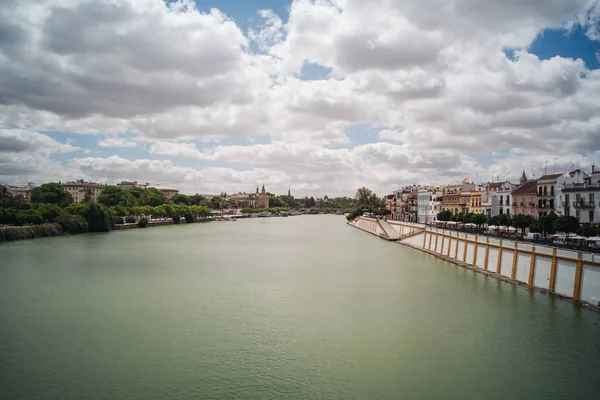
left=573, top=252, right=583, bottom=301
left=511, top=242, right=518, bottom=280
left=483, top=237, right=490, bottom=270
left=528, top=245, right=536, bottom=285
left=549, top=248, right=558, bottom=292
left=496, top=239, right=503, bottom=274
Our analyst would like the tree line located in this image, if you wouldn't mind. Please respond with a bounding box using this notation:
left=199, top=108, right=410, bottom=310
left=436, top=210, right=598, bottom=237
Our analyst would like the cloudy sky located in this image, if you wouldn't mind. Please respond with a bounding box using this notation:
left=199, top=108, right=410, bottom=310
left=1, top=0, right=599, bottom=197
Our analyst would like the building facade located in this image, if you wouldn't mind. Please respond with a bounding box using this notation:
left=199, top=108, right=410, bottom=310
left=556, top=170, right=588, bottom=217
left=417, top=191, right=431, bottom=224
left=4, top=183, right=36, bottom=201
left=511, top=180, right=537, bottom=216
left=561, top=168, right=600, bottom=223
left=536, top=173, right=562, bottom=217
left=441, top=184, right=463, bottom=215
left=256, top=185, right=269, bottom=208
left=62, top=180, right=105, bottom=204
left=490, top=182, right=517, bottom=216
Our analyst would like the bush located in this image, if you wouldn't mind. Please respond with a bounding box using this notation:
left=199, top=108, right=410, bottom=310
left=184, top=213, right=194, bottom=223
left=54, top=214, right=88, bottom=234
left=114, top=216, right=125, bottom=225
left=346, top=208, right=364, bottom=221
left=0, top=223, right=62, bottom=242
left=126, top=216, right=136, bottom=223
left=16, top=210, right=43, bottom=225
left=172, top=216, right=181, bottom=224
left=138, top=217, right=148, bottom=228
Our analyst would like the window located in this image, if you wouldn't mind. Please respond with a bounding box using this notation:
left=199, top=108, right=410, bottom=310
left=589, top=193, right=595, bottom=204
left=551, top=186, right=554, bottom=196
left=544, top=186, right=547, bottom=196
left=538, top=187, right=542, bottom=196
left=589, top=210, right=594, bottom=223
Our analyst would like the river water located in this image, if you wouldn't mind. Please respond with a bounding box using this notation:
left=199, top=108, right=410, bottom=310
left=1, top=215, right=599, bottom=399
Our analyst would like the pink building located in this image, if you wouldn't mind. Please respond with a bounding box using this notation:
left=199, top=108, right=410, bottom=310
left=512, top=180, right=538, bottom=217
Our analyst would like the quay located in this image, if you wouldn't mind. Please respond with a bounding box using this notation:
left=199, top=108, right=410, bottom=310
left=349, top=216, right=600, bottom=310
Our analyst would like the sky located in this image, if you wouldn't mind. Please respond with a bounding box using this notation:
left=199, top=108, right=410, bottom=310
left=1, top=0, right=600, bottom=197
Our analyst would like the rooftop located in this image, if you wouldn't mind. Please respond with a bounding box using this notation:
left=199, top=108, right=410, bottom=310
left=538, top=173, right=563, bottom=181
left=512, top=180, right=538, bottom=195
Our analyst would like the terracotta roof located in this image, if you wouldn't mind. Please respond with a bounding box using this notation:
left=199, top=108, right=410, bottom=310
left=488, top=182, right=505, bottom=189
left=512, top=180, right=537, bottom=195
left=538, top=173, right=562, bottom=181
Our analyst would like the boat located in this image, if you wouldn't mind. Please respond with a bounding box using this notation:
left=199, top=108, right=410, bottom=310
left=257, top=211, right=272, bottom=217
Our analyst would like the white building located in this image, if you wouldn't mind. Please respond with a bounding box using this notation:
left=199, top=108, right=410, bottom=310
left=490, top=182, right=517, bottom=216
left=556, top=170, right=588, bottom=217
left=62, top=180, right=105, bottom=203
left=417, top=191, right=431, bottom=224
left=560, top=167, right=599, bottom=223
left=2, top=182, right=36, bottom=201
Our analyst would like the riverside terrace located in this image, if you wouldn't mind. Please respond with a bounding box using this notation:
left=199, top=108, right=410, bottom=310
left=431, top=220, right=600, bottom=253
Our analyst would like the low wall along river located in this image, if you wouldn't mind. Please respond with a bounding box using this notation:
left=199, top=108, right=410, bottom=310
left=349, top=216, right=600, bottom=308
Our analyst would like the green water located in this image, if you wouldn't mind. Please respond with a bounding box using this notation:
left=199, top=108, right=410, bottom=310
left=1, top=215, right=599, bottom=399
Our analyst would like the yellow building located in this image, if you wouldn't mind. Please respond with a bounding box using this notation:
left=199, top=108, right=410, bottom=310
left=441, top=184, right=463, bottom=215
left=470, top=191, right=482, bottom=214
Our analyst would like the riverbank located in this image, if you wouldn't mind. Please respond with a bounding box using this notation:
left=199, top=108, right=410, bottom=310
left=348, top=216, right=600, bottom=311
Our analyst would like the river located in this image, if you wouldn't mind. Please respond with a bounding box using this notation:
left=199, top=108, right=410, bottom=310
left=1, top=215, right=599, bottom=399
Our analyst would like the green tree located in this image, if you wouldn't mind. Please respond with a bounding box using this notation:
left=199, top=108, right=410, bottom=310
left=578, top=223, right=596, bottom=237
left=346, top=208, right=364, bottom=221
left=82, top=189, right=93, bottom=203
left=497, top=213, right=511, bottom=227
left=471, top=213, right=487, bottom=228
left=436, top=210, right=452, bottom=221
left=143, top=188, right=168, bottom=207
left=98, top=185, right=126, bottom=206
left=0, top=186, right=16, bottom=209
left=539, top=212, right=558, bottom=235
left=172, top=194, right=191, bottom=205
left=16, top=210, right=43, bottom=225
left=80, top=202, right=112, bottom=232
left=553, top=216, right=579, bottom=236
left=31, top=183, right=73, bottom=207
left=36, top=203, right=62, bottom=223
left=512, top=214, right=534, bottom=235
left=487, top=215, right=499, bottom=226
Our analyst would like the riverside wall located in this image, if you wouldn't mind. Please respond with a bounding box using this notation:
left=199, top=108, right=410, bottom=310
left=348, top=216, right=600, bottom=308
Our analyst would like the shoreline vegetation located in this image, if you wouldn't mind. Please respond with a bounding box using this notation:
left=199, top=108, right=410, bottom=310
left=0, top=183, right=355, bottom=243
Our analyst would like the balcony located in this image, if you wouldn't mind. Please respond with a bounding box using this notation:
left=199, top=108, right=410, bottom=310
left=512, top=201, right=517, bottom=206
left=529, top=201, right=535, bottom=207
left=563, top=201, right=570, bottom=208
left=519, top=202, right=525, bottom=207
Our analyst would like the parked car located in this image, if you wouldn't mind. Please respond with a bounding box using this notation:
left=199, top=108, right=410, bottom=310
left=523, top=232, right=542, bottom=241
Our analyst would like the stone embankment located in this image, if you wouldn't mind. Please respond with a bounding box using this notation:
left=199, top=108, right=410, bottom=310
left=348, top=216, right=600, bottom=310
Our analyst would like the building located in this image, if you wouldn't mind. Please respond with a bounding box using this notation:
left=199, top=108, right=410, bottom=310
left=490, top=182, right=517, bottom=216
left=62, top=180, right=105, bottom=204
left=3, top=182, right=36, bottom=201
left=391, top=190, right=403, bottom=220
left=536, top=173, right=562, bottom=217
left=511, top=180, right=537, bottom=216
left=116, top=181, right=179, bottom=200
left=228, top=192, right=258, bottom=207
left=431, top=190, right=443, bottom=221
left=469, top=186, right=487, bottom=215
left=404, top=191, right=418, bottom=222
left=417, top=191, right=431, bottom=224
left=441, top=184, right=463, bottom=215
left=256, top=185, right=269, bottom=208
left=556, top=170, right=588, bottom=217
left=480, top=187, right=493, bottom=217
left=561, top=166, right=599, bottom=223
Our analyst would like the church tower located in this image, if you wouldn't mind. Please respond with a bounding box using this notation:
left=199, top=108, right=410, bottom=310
left=519, top=170, right=528, bottom=185
left=288, top=188, right=291, bottom=197
left=261, top=185, right=265, bottom=194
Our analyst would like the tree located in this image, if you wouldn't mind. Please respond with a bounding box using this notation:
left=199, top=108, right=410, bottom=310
left=98, top=185, right=126, bottom=206
left=553, top=216, right=579, bottom=236
left=578, top=223, right=596, bottom=237
left=471, top=213, right=487, bottom=228
left=80, top=202, right=112, bottom=232
left=82, top=189, right=93, bottom=203
left=487, top=215, right=499, bottom=226
left=0, top=186, right=16, bottom=209
left=16, top=210, right=43, bottom=225
left=355, top=187, right=382, bottom=212
left=172, top=194, right=191, bottom=205
left=512, top=214, right=534, bottom=236
left=36, top=203, right=62, bottom=223
left=539, top=212, right=558, bottom=235
left=346, top=208, right=364, bottom=221
left=497, top=213, right=511, bottom=227
left=31, top=183, right=73, bottom=207
left=437, top=210, right=452, bottom=221
left=143, top=188, right=168, bottom=207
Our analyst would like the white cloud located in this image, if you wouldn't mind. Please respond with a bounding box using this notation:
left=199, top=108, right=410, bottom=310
left=98, top=136, right=138, bottom=148
left=1, top=0, right=599, bottom=196
left=0, top=129, right=83, bottom=154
